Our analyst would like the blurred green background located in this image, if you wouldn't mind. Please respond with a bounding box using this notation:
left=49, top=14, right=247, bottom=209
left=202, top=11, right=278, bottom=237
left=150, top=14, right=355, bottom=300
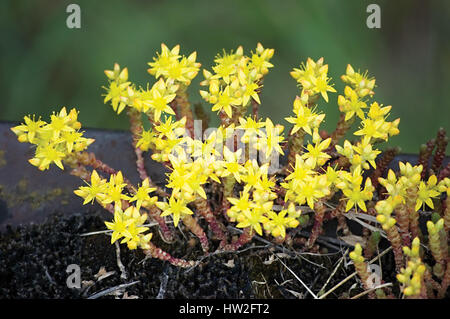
left=1, top=0, right=449, bottom=153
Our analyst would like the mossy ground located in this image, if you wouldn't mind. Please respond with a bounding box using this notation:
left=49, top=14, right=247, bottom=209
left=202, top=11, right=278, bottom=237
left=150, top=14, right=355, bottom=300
left=0, top=211, right=404, bottom=299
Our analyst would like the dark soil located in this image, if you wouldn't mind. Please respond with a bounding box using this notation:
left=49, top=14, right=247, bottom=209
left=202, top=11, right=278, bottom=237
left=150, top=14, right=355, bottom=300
left=0, top=211, right=403, bottom=299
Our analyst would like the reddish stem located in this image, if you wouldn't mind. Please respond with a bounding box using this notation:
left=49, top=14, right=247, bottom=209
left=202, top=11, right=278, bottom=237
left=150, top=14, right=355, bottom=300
left=144, top=242, right=196, bottom=268
left=431, top=128, right=447, bottom=174
left=306, top=200, right=326, bottom=249
left=194, top=197, right=228, bottom=248
left=223, top=227, right=254, bottom=251
left=182, top=214, right=209, bottom=253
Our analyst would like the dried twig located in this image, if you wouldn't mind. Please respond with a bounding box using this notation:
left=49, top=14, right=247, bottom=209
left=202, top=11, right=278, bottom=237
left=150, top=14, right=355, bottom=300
left=87, top=281, right=140, bottom=299
left=275, top=254, right=319, bottom=299
left=350, top=283, right=393, bottom=299
left=317, top=249, right=348, bottom=296
left=115, top=241, right=127, bottom=280
left=319, top=246, right=392, bottom=299
left=156, top=265, right=169, bottom=299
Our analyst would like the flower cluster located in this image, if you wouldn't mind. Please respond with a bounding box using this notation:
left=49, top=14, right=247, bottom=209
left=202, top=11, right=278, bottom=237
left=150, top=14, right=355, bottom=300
left=73, top=170, right=155, bottom=249
left=105, top=205, right=152, bottom=250
left=285, top=94, right=325, bottom=136
left=12, top=43, right=450, bottom=299
left=199, top=43, right=274, bottom=118
left=337, top=64, right=375, bottom=120
left=147, top=43, right=201, bottom=86
left=138, top=116, right=187, bottom=162
left=376, top=162, right=445, bottom=221
left=226, top=161, right=299, bottom=238
left=104, top=62, right=179, bottom=120
left=11, top=107, right=94, bottom=170
left=290, top=57, right=336, bottom=102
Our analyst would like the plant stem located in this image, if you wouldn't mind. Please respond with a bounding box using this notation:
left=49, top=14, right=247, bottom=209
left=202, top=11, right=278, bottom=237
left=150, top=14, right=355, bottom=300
left=329, top=114, right=355, bottom=149
left=405, top=187, right=421, bottom=241
left=144, top=242, right=196, bottom=268
left=444, top=196, right=450, bottom=233
left=182, top=214, right=209, bottom=253
left=127, top=108, right=170, bottom=197
left=385, top=226, right=404, bottom=272
left=394, top=203, right=411, bottom=247
left=221, top=175, right=235, bottom=217
left=145, top=205, right=176, bottom=243
left=370, top=147, right=399, bottom=188
left=174, top=87, right=195, bottom=138
left=73, top=151, right=136, bottom=193
left=194, top=196, right=228, bottom=248
left=223, top=227, right=253, bottom=251
left=431, top=128, right=447, bottom=174
left=418, top=138, right=436, bottom=180
left=438, top=259, right=450, bottom=298
left=306, top=200, right=326, bottom=249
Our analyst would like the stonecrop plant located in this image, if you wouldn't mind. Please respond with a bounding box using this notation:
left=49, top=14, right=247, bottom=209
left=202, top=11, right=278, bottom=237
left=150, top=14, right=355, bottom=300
left=12, top=43, right=450, bottom=298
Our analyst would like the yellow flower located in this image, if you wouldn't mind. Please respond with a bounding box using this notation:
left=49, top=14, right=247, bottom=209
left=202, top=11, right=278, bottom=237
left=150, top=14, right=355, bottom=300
left=147, top=43, right=200, bottom=85
left=211, top=48, right=242, bottom=83
left=378, top=169, right=406, bottom=201
left=354, top=102, right=400, bottom=142
left=337, top=86, right=367, bottom=121
left=236, top=206, right=268, bottom=236
left=105, top=208, right=133, bottom=244
left=285, top=154, right=315, bottom=190
left=292, top=174, right=329, bottom=209
left=186, top=164, right=209, bottom=200
left=257, top=118, right=285, bottom=158
left=341, top=64, right=375, bottom=98
left=74, top=170, right=108, bottom=205
left=354, top=117, right=387, bottom=141
left=103, top=81, right=130, bottom=114
left=415, top=175, right=440, bottom=211
left=154, top=115, right=186, bottom=137
left=227, top=190, right=252, bottom=222
left=264, top=209, right=299, bottom=238
left=301, top=132, right=331, bottom=168
left=102, top=171, right=131, bottom=208
left=237, top=116, right=265, bottom=143
left=136, top=129, right=156, bottom=152
left=201, top=44, right=274, bottom=117
left=129, top=178, right=157, bottom=210
left=147, top=79, right=177, bottom=122
left=352, top=136, right=381, bottom=170
left=311, top=73, right=336, bottom=102
left=32, top=144, right=66, bottom=170
left=156, top=195, right=193, bottom=227
left=105, top=205, right=151, bottom=250
left=220, top=147, right=245, bottom=183
left=290, top=57, right=336, bottom=102
left=249, top=43, right=274, bottom=76
left=10, top=115, right=46, bottom=144
left=241, top=81, right=260, bottom=106
left=240, top=160, right=266, bottom=192
left=104, top=63, right=129, bottom=83
left=211, top=86, right=241, bottom=118
left=12, top=107, right=93, bottom=171
left=338, top=168, right=374, bottom=212
left=285, top=95, right=325, bottom=136
left=166, top=156, right=194, bottom=195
